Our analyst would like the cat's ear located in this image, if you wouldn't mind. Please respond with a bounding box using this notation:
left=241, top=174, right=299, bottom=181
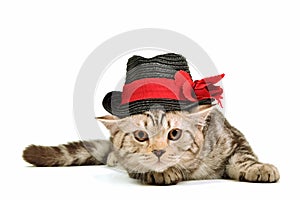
left=96, top=115, right=123, bottom=134
left=187, top=105, right=214, bottom=125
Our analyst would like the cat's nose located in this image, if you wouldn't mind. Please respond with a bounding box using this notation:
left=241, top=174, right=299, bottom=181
left=152, top=149, right=166, bottom=158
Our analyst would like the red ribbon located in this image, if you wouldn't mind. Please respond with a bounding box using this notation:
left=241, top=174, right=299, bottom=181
left=121, top=70, right=224, bottom=108
left=193, top=73, right=225, bottom=108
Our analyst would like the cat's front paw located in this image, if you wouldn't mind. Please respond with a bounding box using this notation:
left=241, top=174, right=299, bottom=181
left=239, top=163, right=280, bottom=183
left=129, top=168, right=183, bottom=185
left=106, top=152, right=118, bottom=167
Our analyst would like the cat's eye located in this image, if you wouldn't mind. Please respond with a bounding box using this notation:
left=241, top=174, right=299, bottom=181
left=134, top=131, right=149, bottom=142
left=168, top=129, right=182, bottom=141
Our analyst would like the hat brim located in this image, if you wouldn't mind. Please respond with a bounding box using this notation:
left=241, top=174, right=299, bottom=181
left=102, top=91, right=213, bottom=118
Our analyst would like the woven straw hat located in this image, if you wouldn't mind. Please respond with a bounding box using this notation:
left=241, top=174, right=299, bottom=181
left=102, top=53, right=224, bottom=118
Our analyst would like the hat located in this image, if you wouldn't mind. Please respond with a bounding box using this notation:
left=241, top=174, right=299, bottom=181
left=102, top=53, right=224, bottom=118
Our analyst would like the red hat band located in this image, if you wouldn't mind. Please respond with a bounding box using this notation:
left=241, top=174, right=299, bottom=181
left=121, top=70, right=225, bottom=108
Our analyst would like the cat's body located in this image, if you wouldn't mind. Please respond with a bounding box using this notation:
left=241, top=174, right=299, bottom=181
left=23, top=105, right=279, bottom=185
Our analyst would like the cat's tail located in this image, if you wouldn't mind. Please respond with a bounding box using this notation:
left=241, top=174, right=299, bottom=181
left=22, top=140, right=113, bottom=167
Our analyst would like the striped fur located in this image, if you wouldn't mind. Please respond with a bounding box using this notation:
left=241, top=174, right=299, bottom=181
left=23, top=140, right=112, bottom=166
left=23, top=105, right=280, bottom=185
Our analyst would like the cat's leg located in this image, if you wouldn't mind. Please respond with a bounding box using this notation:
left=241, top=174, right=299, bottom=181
left=225, top=145, right=280, bottom=183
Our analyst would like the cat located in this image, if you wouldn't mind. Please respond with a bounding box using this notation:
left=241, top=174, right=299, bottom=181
left=23, top=104, right=280, bottom=185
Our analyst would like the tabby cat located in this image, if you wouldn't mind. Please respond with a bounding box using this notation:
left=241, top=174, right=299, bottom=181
left=23, top=105, right=280, bottom=185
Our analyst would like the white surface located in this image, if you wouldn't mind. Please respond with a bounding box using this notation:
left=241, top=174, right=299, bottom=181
left=5, top=165, right=292, bottom=200
left=0, top=0, right=299, bottom=199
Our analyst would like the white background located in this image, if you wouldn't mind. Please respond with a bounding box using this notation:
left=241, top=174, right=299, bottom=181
left=0, top=0, right=299, bottom=199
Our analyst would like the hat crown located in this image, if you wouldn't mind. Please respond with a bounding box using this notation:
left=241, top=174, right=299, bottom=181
left=125, top=53, right=191, bottom=84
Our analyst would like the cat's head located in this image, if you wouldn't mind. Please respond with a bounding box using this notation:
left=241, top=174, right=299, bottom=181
left=97, top=105, right=212, bottom=173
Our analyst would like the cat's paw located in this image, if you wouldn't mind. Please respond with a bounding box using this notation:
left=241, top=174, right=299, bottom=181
left=106, top=152, right=118, bottom=167
left=239, top=163, right=280, bottom=183
left=129, top=168, right=183, bottom=185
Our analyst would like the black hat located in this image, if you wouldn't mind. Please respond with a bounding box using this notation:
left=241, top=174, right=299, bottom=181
left=102, top=53, right=224, bottom=118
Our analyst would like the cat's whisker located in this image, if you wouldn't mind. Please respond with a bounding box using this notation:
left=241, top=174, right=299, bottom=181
left=197, top=122, right=206, bottom=126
